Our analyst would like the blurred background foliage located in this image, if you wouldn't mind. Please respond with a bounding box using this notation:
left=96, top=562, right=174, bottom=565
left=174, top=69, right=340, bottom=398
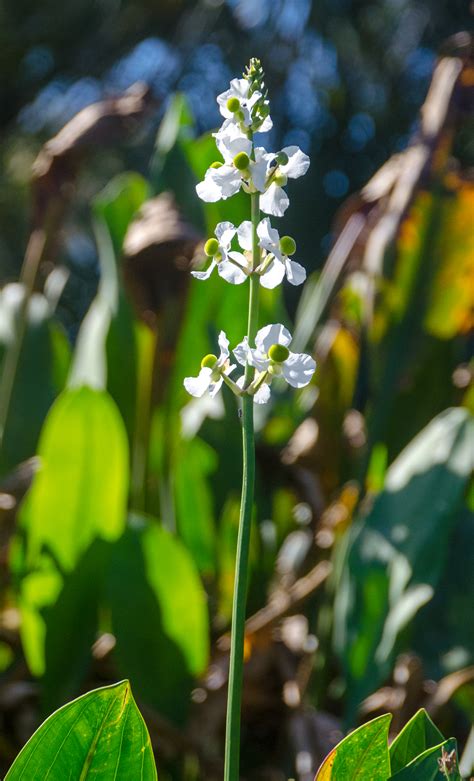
left=0, top=1, right=473, bottom=780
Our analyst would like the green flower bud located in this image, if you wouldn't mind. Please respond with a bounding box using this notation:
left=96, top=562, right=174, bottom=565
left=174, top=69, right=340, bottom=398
left=233, top=151, right=250, bottom=171
left=201, top=353, right=218, bottom=369
left=268, top=343, right=290, bottom=363
left=280, top=236, right=296, bottom=256
left=274, top=173, right=288, bottom=187
left=210, top=161, right=223, bottom=169
left=204, top=238, right=219, bottom=256
left=226, top=96, right=240, bottom=113
left=276, top=151, right=289, bottom=166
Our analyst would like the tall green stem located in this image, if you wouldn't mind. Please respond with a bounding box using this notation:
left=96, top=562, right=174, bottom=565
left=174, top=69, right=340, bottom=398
left=224, top=192, right=260, bottom=781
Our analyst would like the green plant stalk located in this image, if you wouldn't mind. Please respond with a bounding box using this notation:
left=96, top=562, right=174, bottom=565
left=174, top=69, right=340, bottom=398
left=224, top=192, right=260, bottom=781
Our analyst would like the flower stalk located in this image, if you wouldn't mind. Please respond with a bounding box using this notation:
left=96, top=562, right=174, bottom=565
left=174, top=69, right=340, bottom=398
left=224, top=191, right=260, bottom=781
left=183, top=58, right=316, bottom=780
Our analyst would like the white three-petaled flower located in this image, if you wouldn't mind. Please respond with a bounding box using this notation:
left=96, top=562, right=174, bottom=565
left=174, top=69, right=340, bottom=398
left=259, top=146, right=311, bottom=217
left=234, top=323, right=316, bottom=391
left=192, top=222, right=249, bottom=285
left=216, top=78, right=272, bottom=132
left=236, top=218, right=306, bottom=289
left=184, top=332, right=236, bottom=398
left=196, top=123, right=252, bottom=202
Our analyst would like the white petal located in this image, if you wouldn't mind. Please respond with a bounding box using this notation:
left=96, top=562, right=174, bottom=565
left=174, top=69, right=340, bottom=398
left=236, top=221, right=253, bottom=251
left=285, top=258, right=306, bottom=286
left=260, top=183, right=289, bottom=217
left=215, top=221, right=236, bottom=248
left=282, top=352, right=316, bottom=388
left=251, top=147, right=272, bottom=192
left=260, top=260, right=286, bottom=289
left=191, top=260, right=217, bottom=281
left=257, top=217, right=280, bottom=253
left=233, top=337, right=250, bottom=366
left=256, top=323, right=292, bottom=353
left=280, top=146, right=310, bottom=179
left=184, top=367, right=212, bottom=397
left=257, top=114, right=273, bottom=133
left=208, top=376, right=224, bottom=397
left=229, top=78, right=250, bottom=100
left=211, top=166, right=243, bottom=198
left=196, top=171, right=223, bottom=203
left=253, top=383, right=271, bottom=404
left=214, top=123, right=252, bottom=163
left=218, top=259, right=247, bottom=285
left=217, top=330, right=230, bottom=361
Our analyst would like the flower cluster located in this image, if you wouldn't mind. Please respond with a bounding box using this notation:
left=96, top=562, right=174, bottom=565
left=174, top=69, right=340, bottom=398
left=184, top=59, right=315, bottom=405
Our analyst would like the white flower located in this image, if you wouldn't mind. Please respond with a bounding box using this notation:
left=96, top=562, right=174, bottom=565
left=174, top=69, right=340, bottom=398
left=196, top=124, right=252, bottom=203
left=192, top=222, right=248, bottom=285
left=234, top=324, right=316, bottom=389
left=236, top=218, right=306, bottom=289
left=184, top=332, right=236, bottom=398
left=217, top=78, right=272, bottom=132
left=260, top=146, right=310, bottom=217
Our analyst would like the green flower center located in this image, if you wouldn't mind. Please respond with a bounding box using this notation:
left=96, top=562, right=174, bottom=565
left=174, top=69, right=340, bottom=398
left=279, top=236, right=296, bottom=256
left=210, top=161, right=223, bottom=169
left=233, top=152, right=250, bottom=171
left=204, top=238, right=219, bottom=257
left=201, top=353, right=218, bottom=369
left=276, top=151, right=289, bottom=166
left=226, top=96, right=241, bottom=113
left=268, top=343, right=289, bottom=363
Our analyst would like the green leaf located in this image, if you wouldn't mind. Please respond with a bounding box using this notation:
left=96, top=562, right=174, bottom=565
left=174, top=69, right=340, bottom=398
left=20, top=387, right=128, bottom=572
left=108, top=515, right=209, bottom=723
left=315, top=714, right=391, bottom=780
left=93, top=171, right=149, bottom=256
left=389, top=737, right=460, bottom=780
left=334, top=408, right=473, bottom=717
left=17, top=387, right=128, bottom=685
left=5, top=680, right=157, bottom=780
left=389, top=709, right=445, bottom=775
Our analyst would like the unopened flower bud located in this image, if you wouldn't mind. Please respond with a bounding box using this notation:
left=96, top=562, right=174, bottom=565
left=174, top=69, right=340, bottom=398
left=210, top=161, right=223, bottom=169
left=204, top=238, right=219, bottom=256
left=226, top=96, right=241, bottom=113
left=201, top=353, right=218, bottom=369
left=280, top=236, right=296, bottom=256
left=268, top=343, right=290, bottom=363
left=276, top=151, right=289, bottom=166
left=233, top=152, right=250, bottom=171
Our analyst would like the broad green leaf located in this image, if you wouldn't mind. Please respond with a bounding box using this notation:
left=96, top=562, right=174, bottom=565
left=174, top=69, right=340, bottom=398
left=389, top=709, right=444, bottom=775
left=315, top=714, right=391, bottom=780
left=5, top=680, right=157, bottom=780
left=334, top=408, right=473, bottom=718
left=0, top=284, right=70, bottom=474
left=389, top=737, right=460, bottom=780
left=20, top=387, right=128, bottom=571
left=108, top=516, right=209, bottom=723
left=17, top=387, right=128, bottom=682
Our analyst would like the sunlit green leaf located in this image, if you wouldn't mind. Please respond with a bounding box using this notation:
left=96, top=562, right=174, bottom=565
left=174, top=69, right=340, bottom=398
left=315, top=714, right=391, bottom=780
left=5, top=680, right=157, bottom=780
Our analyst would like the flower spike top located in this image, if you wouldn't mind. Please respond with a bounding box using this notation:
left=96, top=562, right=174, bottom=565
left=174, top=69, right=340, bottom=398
left=185, top=59, right=316, bottom=406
